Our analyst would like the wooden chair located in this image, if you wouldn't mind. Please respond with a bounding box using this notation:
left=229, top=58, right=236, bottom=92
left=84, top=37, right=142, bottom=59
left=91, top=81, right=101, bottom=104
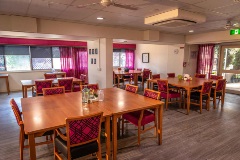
left=210, top=75, right=223, bottom=80
left=125, top=84, right=138, bottom=93
left=73, top=74, right=88, bottom=92
left=195, top=73, right=206, bottom=78
left=44, top=73, right=57, bottom=79
left=122, top=89, right=160, bottom=145
left=157, top=79, right=181, bottom=110
left=10, top=99, right=53, bottom=160
left=80, top=84, right=99, bottom=91
left=35, top=80, right=53, bottom=96
left=54, top=112, right=103, bottom=160
left=42, top=86, right=65, bottom=96
left=187, top=81, right=213, bottom=113
left=167, top=73, right=175, bottom=77
left=58, top=78, right=73, bottom=92
left=210, top=79, right=226, bottom=109
left=138, top=69, right=151, bottom=90
left=151, top=74, right=160, bottom=90
left=136, top=68, right=142, bottom=71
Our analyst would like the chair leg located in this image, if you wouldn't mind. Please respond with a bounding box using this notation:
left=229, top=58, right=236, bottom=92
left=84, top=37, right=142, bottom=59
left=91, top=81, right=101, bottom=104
left=166, top=98, right=169, bottom=110
left=19, top=131, right=24, bottom=160
left=213, top=92, right=216, bottom=109
left=96, top=140, right=102, bottom=160
left=138, top=125, right=141, bottom=146
left=121, top=118, right=124, bottom=136
left=200, top=97, right=202, bottom=114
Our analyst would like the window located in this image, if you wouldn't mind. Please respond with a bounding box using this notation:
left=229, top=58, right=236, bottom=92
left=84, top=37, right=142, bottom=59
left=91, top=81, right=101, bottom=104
left=113, top=49, right=126, bottom=67
left=52, top=47, right=61, bottom=69
left=0, top=46, right=5, bottom=71
left=31, top=46, right=52, bottom=70
left=4, top=46, right=31, bottom=71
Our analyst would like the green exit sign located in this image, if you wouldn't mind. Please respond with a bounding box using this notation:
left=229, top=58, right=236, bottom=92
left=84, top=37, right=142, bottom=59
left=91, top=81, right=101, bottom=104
left=230, top=29, right=240, bottom=35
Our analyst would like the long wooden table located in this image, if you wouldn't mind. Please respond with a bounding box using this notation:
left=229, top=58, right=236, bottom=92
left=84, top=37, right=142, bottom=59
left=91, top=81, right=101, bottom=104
left=21, top=92, right=112, bottom=160
left=45, top=71, right=66, bottom=77
left=21, top=77, right=83, bottom=98
left=0, top=74, right=10, bottom=95
left=21, top=88, right=164, bottom=160
left=147, top=77, right=218, bottom=114
left=113, top=70, right=142, bottom=87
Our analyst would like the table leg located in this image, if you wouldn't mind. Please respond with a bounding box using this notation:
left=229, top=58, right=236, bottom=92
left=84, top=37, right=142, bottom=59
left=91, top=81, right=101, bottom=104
left=134, top=74, right=138, bottom=86
left=105, top=116, right=111, bottom=160
left=112, top=114, right=119, bottom=160
left=28, top=134, right=36, bottom=160
left=147, top=80, right=150, bottom=89
left=6, top=77, right=10, bottom=95
left=22, top=85, right=24, bottom=98
left=117, top=76, right=120, bottom=88
left=157, top=104, right=163, bottom=145
left=187, top=89, right=190, bottom=115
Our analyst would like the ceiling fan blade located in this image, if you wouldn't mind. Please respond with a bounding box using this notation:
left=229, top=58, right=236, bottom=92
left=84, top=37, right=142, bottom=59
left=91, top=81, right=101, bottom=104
left=112, top=3, right=138, bottom=10
left=77, top=2, right=100, bottom=8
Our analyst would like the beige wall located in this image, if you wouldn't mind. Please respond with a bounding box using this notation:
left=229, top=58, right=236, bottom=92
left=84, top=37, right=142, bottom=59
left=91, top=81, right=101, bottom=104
left=182, top=45, right=198, bottom=77
left=135, top=44, right=184, bottom=77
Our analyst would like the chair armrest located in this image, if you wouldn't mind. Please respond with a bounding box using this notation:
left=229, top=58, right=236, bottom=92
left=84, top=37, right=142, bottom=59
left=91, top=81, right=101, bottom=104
left=55, top=128, right=67, bottom=141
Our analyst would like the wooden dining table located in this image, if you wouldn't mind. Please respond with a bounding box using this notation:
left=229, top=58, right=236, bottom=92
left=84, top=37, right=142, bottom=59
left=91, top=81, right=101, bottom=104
left=147, top=77, right=218, bottom=114
left=21, top=91, right=112, bottom=160
left=44, top=71, right=66, bottom=77
left=21, top=88, right=164, bottom=160
left=0, top=73, right=10, bottom=95
left=113, top=70, right=142, bottom=87
left=21, top=77, right=83, bottom=98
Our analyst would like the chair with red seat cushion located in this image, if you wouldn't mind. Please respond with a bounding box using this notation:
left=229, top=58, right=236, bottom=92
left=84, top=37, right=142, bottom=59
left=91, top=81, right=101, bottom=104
left=151, top=74, right=160, bottom=90
left=73, top=74, right=88, bottom=92
left=58, top=78, right=73, bottom=93
left=35, top=80, right=53, bottom=96
left=157, top=79, right=181, bottom=110
left=138, top=69, right=151, bottom=90
left=44, top=73, right=57, bottom=79
left=10, top=99, right=53, bottom=160
left=187, top=81, right=213, bottom=113
left=125, top=84, right=138, bottom=93
left=80, top=84, right=99, bottom=91
left=42, top=86, right=65, bottom=96
left=210, top=79, right=226, bottom=109
left=210, top=75, right=223, bottom=80
left=195, top=73, right=206, bottom=78
left=54, top=112, right=103, bottom=160
left=122, top=89, right=160, bottom=145
left=167, top=73, right=175, bottom=78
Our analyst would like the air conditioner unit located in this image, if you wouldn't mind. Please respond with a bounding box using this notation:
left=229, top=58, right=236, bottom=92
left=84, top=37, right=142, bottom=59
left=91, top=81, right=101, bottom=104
left=145, top=9, right=206, bottom=27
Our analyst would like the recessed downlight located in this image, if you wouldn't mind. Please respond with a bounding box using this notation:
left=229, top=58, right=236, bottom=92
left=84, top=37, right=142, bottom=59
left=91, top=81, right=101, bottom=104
left=97, top=17, right=104, bottom=20
left=189, top=30, right=194, bottom=33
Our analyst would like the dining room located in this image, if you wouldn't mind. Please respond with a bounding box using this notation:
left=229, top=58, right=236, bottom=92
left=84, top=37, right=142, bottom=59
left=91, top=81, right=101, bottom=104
left=1, top=0, right=240, bottom=160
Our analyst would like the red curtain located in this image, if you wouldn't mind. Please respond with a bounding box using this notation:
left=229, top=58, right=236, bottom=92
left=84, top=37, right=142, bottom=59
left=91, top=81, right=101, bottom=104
left=60, top=47, right=88, bottom=80
left=60, top=47, right=74, bottom=77
left=72, top=48, right=88, bottom=82
left=196, top=44, right=215, bottom=76
left=125, top=49, right=135, bottom=70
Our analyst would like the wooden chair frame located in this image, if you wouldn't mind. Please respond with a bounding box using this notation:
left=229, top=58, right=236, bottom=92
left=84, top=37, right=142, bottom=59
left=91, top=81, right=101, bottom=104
left=54, top=112, right=103, bottom=160
left=122, top=89, right=160, bottom=145
left=195, top=73, right=206, bottom=78
left=187, top=81, right=213, bottom=113
left=125, top=84, right=138, bottom=93
left=58, top=78, right=73, bottom=92
left=210, top=79, right=226, bottom=109
left=42, top=86, right=65, bottom=96
left=10, top=99, right=53, bottom=160
left=35, top=80, right=53, bottom=96
left=44, top=73, right=57, bottom=79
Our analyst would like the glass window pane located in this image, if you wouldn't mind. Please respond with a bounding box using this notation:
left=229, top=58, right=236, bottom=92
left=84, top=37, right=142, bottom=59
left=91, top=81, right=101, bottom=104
left=0, top=55, right=5, bottom=70
left=52, top=47, right=61, bottom=69
left=222, top=48, right=240, bottom=70
left=120, top=53, right=126, bottom=67
left=31, top=46, right=52, bottom=70
left=113, top=52, right=120, bottom=67
left=4, top=46, right=30, bottom=71
left=5, top=55, right=31, bottom=71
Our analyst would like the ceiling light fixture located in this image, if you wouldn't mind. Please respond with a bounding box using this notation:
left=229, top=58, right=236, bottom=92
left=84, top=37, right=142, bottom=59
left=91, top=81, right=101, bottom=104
left=189, top=30, right=194, bottom=33
left=97, top=17, right=104, bottom=20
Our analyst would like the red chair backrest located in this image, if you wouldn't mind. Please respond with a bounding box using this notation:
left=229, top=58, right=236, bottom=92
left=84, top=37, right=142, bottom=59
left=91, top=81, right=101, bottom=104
left=195, top=74, right=206, bottom=78
left=167, top=73, right=175, bottom=78
left=66, top=112, right=102, bottom=145
left=142, top=70, right=151, bottom=79
left=152, top=74, right=160, bottom=79
left=125, top=84, right=138, bottom=93
left=143, top=89, right=160, bottom=100
left=157, top=80, right=168, bottom=92
left=43, top=87, right=65, bottom=96
left=216, top=79, right=226, bottom=91
left=10, top=99, right=22, bottom=126
left=202, top=81, right=213, bottom=94
left=210, top=75, right=223, bottom=80
left=44, top=73, right=57, bottom=79
left=35, top=80, right=53, bottom=95
left=58, top=78, right=73, bottom=92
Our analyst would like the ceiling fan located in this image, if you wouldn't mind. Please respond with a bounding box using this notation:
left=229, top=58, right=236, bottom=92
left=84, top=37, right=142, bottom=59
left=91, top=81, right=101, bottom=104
left=77, top=0, right=138, bottom=10
left=224, top=20, right=240, bottom=29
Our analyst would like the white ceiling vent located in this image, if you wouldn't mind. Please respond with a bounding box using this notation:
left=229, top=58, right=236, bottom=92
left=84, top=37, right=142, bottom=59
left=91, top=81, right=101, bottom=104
left=145, top=9, right=206, bottom=27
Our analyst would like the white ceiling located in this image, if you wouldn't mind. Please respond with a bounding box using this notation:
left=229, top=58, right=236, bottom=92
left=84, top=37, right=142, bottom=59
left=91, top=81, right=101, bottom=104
left=0, top=0, right=240, bottom=35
